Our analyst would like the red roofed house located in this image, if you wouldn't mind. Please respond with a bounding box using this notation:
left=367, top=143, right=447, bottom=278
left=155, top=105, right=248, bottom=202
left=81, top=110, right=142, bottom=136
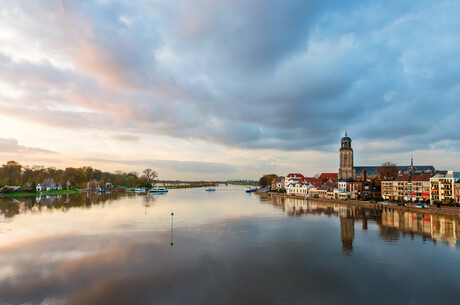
left=285, top=173, right=305, bottom=185
left=317, top=173, right=338, bottom=187
left=303, top=177, right=318, bottom=187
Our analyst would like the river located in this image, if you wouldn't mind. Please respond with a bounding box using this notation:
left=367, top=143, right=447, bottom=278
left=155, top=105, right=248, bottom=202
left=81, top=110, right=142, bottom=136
left=0, top=185, right=458, bottom=304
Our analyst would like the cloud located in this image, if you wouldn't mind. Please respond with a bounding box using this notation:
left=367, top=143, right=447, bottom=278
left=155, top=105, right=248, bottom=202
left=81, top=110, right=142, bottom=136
left=0, top=138, right=55, bottom=154
left=111, top=135, right=140, bottom=142
left=0, top=0, right=459, bottom=154
left=80, top=158, right=236, bottom=174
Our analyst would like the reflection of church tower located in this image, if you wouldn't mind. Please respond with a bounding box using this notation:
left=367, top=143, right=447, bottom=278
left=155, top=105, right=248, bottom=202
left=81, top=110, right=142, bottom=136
left=340, top=216, right=355, bottom=253
left=338, top=132, right=355, bottom=180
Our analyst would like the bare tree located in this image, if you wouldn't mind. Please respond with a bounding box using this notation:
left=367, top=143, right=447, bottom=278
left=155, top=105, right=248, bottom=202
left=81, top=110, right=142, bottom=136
left=377, top=162, right=399, bottom=179
left=143, top=168, right=158, bottom=186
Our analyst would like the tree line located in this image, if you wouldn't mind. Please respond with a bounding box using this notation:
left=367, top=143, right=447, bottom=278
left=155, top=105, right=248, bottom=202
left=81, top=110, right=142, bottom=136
left=0, top=161, right=158, bottom=189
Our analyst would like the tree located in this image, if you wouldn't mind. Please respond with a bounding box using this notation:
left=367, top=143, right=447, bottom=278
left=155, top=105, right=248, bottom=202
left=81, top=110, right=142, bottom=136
left=137, top=177, right=152, bottom=188
left=259, top=174, right=278, bottom=187
left=143, top=169, right=158, bottom=185
left=377, top=162, right=399, bottom=179
left=0, top=161, right=22, bottom=185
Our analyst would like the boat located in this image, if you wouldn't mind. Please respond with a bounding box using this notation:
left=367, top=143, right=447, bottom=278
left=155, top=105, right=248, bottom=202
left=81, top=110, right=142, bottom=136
left=245, top=186, right=252, bottom=193
left=205, top=188, right=216, bottom=192
left=134, top=188, right=146, bottom=193
left=149, top=187, right=169, bottom=193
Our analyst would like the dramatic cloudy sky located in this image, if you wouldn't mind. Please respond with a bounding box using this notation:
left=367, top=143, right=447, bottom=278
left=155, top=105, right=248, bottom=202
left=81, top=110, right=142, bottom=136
left=0, top=0, right=459, bottom=179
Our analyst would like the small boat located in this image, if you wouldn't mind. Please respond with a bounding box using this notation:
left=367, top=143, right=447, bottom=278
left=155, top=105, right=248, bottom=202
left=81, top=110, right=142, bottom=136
left=205, top=188, right=216, bottom=192
left=149, top=187, right=169, bottom=193
left=245, top=187, right=252, bottom=193
left=134, top=188, right=146, bottom=193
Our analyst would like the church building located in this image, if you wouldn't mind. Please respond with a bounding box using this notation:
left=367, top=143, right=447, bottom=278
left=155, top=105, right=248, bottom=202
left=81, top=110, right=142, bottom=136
left=338, top=132, right=355, bottom=180
left=337, top=132, right=436, bottom=180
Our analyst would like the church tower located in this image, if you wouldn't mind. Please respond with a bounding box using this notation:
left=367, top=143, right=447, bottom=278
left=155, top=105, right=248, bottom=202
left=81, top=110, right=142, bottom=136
left=338, top=132, right=355, bottom=180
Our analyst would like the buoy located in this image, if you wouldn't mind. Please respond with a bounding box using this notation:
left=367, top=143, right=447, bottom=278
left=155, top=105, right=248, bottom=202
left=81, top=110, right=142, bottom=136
left=170, top=212, right=174, bottom=246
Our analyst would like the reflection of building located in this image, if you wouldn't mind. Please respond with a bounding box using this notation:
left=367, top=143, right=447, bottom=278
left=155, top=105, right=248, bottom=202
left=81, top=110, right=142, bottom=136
left=340, top=216, right=354, bottom=253
left=260, top=196, right=459, bottom=247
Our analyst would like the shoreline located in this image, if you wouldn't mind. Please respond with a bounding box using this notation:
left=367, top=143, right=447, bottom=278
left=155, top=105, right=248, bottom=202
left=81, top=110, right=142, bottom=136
left=257, top=192, right=460, bottom=218
left=0, top=189, right=80, bottom=198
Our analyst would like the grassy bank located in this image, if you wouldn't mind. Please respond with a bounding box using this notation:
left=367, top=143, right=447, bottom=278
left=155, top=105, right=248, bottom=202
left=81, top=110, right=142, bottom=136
left=0, top=189, right=80, bottom=198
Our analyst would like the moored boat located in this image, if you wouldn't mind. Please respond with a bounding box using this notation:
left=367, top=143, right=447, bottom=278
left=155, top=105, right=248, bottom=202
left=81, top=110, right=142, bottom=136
left=149, top=187, right=169, bottom=193
left=205, top=188, right=216, bottom=192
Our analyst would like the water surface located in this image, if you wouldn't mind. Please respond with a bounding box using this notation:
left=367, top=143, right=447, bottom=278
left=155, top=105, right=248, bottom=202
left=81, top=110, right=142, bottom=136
left=0, top=186, right=458, bottom=304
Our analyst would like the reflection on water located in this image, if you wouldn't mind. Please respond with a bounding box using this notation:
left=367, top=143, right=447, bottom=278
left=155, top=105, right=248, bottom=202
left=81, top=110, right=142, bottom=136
left=0, top=192, right=139, bottom=218
left=0, top=187, right=458, bottom=305
left=260, top=196, right=460, bottom=249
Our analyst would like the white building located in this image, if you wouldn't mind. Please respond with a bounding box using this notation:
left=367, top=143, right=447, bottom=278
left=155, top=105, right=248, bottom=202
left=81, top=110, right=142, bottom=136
left=286, top=182, right=314, bottom=196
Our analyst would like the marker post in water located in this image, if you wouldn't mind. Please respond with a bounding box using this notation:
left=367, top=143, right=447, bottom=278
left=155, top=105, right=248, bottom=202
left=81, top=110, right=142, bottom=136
left=170, top=212, right=174, bottom=246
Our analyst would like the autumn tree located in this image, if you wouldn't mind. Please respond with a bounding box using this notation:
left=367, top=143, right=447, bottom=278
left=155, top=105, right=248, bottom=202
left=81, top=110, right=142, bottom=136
left=143, top=168, right=158, bottom=186
left=0, top=161, right=23, bottom=185
left=259, top=174, right=278, bottom=187
left=61, top=167, right=87, bottom=188
left=377, top=162, right=399, bottom=179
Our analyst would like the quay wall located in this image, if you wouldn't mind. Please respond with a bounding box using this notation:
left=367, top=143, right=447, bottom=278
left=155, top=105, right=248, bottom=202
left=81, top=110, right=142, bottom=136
left=256, top=192, right=460, bottom=218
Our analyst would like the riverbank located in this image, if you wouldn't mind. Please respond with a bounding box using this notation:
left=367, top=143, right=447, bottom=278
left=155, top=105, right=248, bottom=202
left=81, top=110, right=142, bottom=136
left=257, top=192, right=460, bottom=218
left=0, top=189, right=80, bottom=198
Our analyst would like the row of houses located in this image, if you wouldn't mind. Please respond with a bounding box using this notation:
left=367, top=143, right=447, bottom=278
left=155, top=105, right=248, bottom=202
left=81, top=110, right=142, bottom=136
left=272, top=173, right=338, bottom=191
left=381, top=171, right=460, bottom=203
left=271, top=172, right=377, bottom=200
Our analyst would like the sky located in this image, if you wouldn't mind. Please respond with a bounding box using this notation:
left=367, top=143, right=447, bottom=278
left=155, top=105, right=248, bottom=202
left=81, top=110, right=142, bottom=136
left=0, top=0, right=459, bottom=180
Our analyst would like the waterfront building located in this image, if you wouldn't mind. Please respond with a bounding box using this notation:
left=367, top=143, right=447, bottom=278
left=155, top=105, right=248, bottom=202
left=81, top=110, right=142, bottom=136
left=271, top=176, right=285, bottom=191
left=286, top=182, right=314, bottom=196
left=410, top=174, right=432, bottom=201
left=285, top=173, right=304, bottom=185
left=381, top=179, right=393, bottom=199
left=455, top=181, right=460, bottom=204
left=36, top=178, right=62, bottom=192
left=430, top=171, right=460, bottom=203
left=381, top=173, right=431, bottom=201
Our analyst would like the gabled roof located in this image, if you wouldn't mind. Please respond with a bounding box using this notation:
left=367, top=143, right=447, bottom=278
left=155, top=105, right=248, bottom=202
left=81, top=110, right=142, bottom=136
left=411, top=173, right=432, bottom=182
left=286, top=173, right=304, bottom=178
left=304, top=177, right=318, bottom=186
left=394, top=174, right=411, bottom=182
left=318, top=173, right=338, bottom=179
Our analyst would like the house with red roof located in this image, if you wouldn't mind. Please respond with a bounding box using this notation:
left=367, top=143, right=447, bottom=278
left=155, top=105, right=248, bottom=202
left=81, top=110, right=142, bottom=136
left=285, top=173, right=305, bottom=185
left=316, top=173, right=338, bottom=187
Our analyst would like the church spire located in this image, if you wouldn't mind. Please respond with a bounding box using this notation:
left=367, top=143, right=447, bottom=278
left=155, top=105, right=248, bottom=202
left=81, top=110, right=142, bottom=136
left=409, top=154, right=414, bottom=175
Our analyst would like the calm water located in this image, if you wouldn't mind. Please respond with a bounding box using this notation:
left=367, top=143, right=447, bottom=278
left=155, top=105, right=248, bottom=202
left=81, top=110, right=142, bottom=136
left=0, top=185, right=458, bottom=305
